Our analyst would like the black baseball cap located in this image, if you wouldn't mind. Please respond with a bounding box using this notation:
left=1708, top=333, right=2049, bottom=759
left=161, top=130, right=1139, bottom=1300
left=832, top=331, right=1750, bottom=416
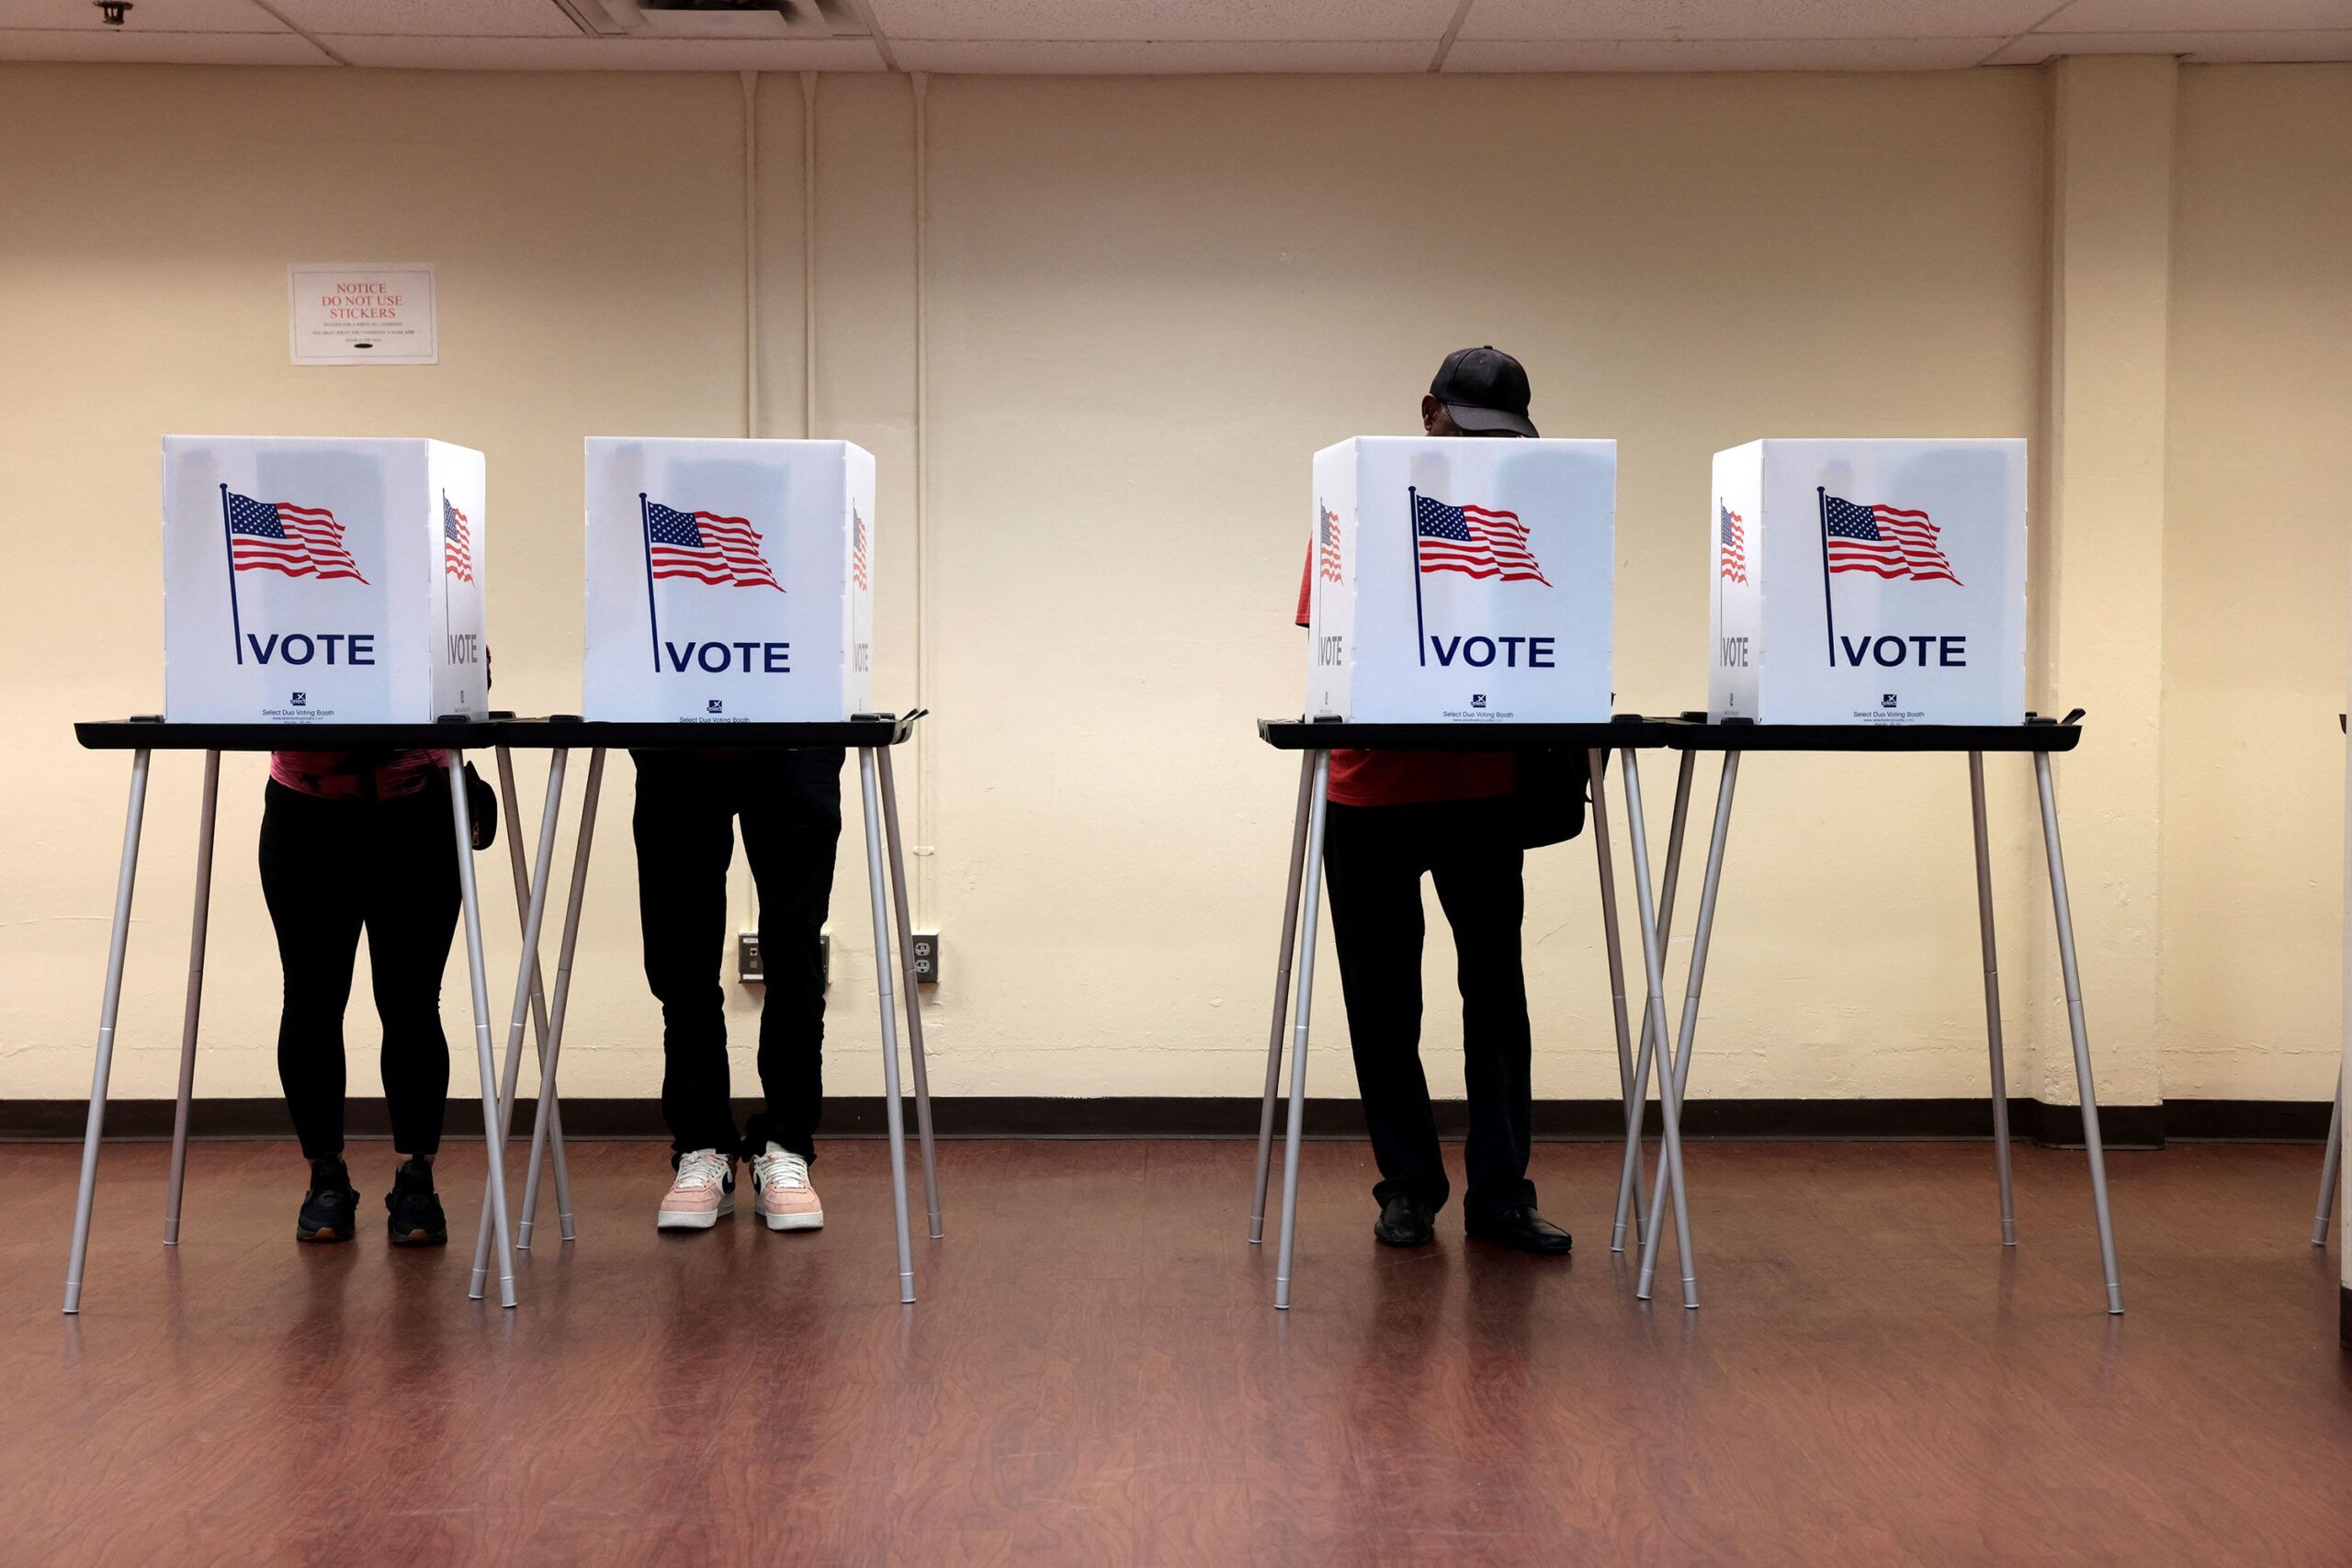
left=1430, top=345, right=1538, bottom=438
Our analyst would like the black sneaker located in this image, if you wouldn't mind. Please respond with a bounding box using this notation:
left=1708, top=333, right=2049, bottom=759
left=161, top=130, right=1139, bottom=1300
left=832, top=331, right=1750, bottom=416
left=297, top=1157, right=359, bottom=1244
left=385, top=1157, right=447, bottom=1247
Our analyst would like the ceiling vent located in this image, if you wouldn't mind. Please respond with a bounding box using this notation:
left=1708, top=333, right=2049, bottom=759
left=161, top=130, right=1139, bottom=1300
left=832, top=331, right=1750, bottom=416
left=556, top=0, right=869, bottom=39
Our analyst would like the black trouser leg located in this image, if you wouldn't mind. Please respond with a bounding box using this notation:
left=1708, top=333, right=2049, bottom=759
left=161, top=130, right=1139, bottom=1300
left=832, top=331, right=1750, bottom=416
left=633, top=753, right=743, bottom=1158
left=259, top=784, right=366, bottom=1163
left=1432, top=844, right=1536, bottom=1218
left=362, top=788, right=462, bottom=1157
left=1322, top=804, right=1449, bottom=1213
left=737, top=750, right=844, bottom=1163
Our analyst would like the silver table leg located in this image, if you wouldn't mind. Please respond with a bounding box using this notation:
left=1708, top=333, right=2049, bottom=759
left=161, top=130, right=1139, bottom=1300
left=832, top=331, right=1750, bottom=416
left=1251, top=751, right=1317, bottom=1246
left=1585, top=749, right=1645, bottom=1250
left=519, top=749, right=605, bottom=1256
left=1612, top=750, right=1694, bottom=1253
left=2315, top=1071, right=2343, bottom=1248
left=876, top=746, right=942, bottom=1242
left=2032, top=750, right=2124, bottom=1315
left=447, top=751, right=520, bottom=1309
left=64, top=749, right=153, bottom=1314
left=858, top=748, right=919, bottom=1304
left=1272, top=752, right=1332, bottom=1311
left=164, top=750, right=220, bottom=1247
left=496, top=746, right=575, bottom=1248
left=1625, top=749, right=1708, bottom=1309
left=1968, top=752, right=2019, bottom=1246
left=471, top=750, right=567, bottom=1301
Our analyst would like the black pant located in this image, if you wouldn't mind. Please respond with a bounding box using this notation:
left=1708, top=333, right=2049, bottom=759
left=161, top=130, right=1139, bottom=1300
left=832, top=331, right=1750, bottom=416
left=259, top=779, right=462, bottom=1161
left=1322, top=798, right=1536, bottom=1219
left=633, top=749, right=844, bottom=1160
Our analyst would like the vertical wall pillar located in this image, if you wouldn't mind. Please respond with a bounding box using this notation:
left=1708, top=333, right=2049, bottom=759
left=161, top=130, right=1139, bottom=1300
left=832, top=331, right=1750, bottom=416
left=2035, top=56, right=2177, bottom=1118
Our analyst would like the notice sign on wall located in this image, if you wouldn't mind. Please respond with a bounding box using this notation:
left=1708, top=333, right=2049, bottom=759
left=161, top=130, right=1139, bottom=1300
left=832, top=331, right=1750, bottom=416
left=288, top=264, right=436, bottom=366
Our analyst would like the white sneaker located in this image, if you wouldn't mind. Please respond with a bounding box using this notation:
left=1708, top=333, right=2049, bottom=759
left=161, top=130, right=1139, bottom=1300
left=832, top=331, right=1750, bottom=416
left=656, top=1148, right=736, bottom=1230
left=751, top=1143, right=824, bottom=1232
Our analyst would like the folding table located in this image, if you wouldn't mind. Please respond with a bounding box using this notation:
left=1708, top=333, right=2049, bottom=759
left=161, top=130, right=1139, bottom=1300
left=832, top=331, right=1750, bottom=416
left=64, top=716, right=518, bottom=1313
left=1250, top=716, right=1685, bottom=1310
left=484, top=714, right=940, bottom=1306
left=1621, top=711, right=2124, bottom=1314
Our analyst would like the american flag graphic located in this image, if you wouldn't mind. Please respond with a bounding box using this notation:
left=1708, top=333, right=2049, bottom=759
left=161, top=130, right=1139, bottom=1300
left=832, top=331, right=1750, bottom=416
left=442, top=494, right=473, bottom=583
left=1822, top=493, right=1961, bottom=585
left=225, top=491, right=368, bottom=582
left=645, top=501, right=782, bottom=591
left=1414, top=493, right=1548, bottom=585
left=1317, top=501, right=1342, bottom=583
left=851, top=507, right=869, bottom=592
left=1718, top=502, right=1747, bottom=583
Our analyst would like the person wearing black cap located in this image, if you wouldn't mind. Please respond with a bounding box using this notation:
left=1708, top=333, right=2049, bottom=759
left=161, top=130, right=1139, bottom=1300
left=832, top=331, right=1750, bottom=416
left=1293, top=344, right=1572, bottom=1258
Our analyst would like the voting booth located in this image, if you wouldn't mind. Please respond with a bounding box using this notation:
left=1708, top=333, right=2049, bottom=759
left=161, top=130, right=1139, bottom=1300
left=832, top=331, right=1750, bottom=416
left=1306, top=436, right=1614, bottom=724
left=1709, top=439, right=2026, bottom=726
left=162, top=436, right=487, bottom=724
left=583, top=438, right=875, bottom=724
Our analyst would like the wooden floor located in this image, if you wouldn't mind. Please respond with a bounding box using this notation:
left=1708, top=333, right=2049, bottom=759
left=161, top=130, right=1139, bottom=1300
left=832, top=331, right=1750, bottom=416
left=16, top=1135, right=2352, bottom=1564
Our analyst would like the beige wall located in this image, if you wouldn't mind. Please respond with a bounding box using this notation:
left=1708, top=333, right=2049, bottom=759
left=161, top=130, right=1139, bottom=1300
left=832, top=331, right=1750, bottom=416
left=0, top=60, right=2341, bottom=1111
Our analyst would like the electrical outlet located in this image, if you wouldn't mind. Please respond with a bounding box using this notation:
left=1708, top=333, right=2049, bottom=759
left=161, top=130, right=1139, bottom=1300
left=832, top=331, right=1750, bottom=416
left=910, top=931, right=940, bottom=986
left=741, top=931, right=831, bottom=987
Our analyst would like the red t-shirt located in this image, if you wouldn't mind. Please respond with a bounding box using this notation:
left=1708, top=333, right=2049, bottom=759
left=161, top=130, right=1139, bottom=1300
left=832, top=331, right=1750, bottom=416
left=1296, top=551, right=1513, bottom=807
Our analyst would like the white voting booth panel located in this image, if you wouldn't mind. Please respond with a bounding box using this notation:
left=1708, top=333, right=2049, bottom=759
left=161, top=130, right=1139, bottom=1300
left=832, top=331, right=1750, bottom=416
left=162, top=436, right=488, bottom=724
left=583, top=438, right=875, bottom=723
left=1306, top=437, right=1613, bottom=723
left=1709, top=439, right=2026, bottom=726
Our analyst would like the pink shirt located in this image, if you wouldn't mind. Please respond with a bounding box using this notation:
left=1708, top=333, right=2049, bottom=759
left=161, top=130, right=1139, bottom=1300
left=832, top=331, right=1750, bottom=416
left=269, top=750, right=447, bottom=801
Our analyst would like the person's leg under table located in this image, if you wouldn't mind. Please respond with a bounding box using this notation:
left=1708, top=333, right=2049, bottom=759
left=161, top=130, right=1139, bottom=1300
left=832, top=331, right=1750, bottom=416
left=1432, top=832, right=1535, bottom=1224
left=633, top=751, right=745, bottom=1162
left=1321, top=802, right=1448, bottom=1218
left=363, top=783, right=463, bottom=1235
left=737, top=748, right=843, bottom=1170
left=63, top=748, right=153, bottom=1315
left=260, top=784, right=368, bottom=1169
left=1253, top=751, right=1318, bottom=1245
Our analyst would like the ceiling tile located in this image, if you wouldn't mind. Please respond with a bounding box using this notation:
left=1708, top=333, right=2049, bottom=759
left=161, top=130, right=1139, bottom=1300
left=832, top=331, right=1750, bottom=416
left=1445, top=34, right=2011, bottom=68
left=2040, top=0, right=2352, bottom=30
left=1989, top=28, right=2352, bottom=62
left=889, top=37, right=1436, bottom=69
left=1461, top=0, right=2054, bottom=42
left=270, top=0, right=580, bottom=38
left=1, top=0, right=281, bottom=29
left=317, top=31, right=887, bottom=68
left=867, top=0, right=1460, bottom=42
left=0, top=28, right=334, bottom=61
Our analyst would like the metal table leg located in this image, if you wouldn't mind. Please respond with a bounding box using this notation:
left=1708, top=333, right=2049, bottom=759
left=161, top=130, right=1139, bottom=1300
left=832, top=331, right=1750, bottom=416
left=2314, top=1072, right=2342, bottom=1248
left=876, top=746, right=942, bottom=1242
left=495, top=746, right=575, bottom=1248
left=447, top=751, right=520, bottom=1309
left=1585, top=749, right=1645, bottom=1251
left=470, top=751, right=567, bottom=1302
left=1623, top=749, right=1706, bottom=1309
left=857, top=748, right=919, bottom=1304
left=519, top=750, right=605, bottom=1256
left=2032, top=750, right=2124, bottom=1314
left=1251, top=751, right=1316, bottom=1245
left=1612, top=750, right=1694, bottom=1253
left=63, top=749, right=153, bottom=1315
left=164, top=750, right=220, bottom=1247
left=1967, top=752, right=2018, bottom=1247
left=1272, top=752, right=1333, bottom=1311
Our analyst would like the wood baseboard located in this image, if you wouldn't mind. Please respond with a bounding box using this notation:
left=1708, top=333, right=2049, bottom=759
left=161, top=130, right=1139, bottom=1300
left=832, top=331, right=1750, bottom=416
left=0, top=1095, right=2327, bottom=1149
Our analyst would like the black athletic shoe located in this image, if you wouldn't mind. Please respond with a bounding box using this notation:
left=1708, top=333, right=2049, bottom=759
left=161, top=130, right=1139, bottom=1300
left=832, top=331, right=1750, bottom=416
left=385, top=1157, right=447, bottom=1247
left=296, top=1157, right=360, bottom=1244
left=1373, top=1196, right=1436, bottom=1248
left=1465, top=1205, right=1573, bottom=1256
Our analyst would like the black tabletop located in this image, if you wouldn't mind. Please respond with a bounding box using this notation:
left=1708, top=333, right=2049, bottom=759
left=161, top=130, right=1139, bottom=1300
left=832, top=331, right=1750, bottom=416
left=1259, top=716, right=1680, bottom=751
left=496, top=714, right=918, bottom=750
left=77, top=712, right=922, bottom=752
left=1655, top=712, right=2083, bottom=753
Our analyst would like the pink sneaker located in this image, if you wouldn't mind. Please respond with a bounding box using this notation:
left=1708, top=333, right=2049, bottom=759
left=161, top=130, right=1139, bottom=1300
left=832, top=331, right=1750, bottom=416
left=751, top=1144, right=823, bottom=1232
left=656, top=1149, right=736, bottom=1230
